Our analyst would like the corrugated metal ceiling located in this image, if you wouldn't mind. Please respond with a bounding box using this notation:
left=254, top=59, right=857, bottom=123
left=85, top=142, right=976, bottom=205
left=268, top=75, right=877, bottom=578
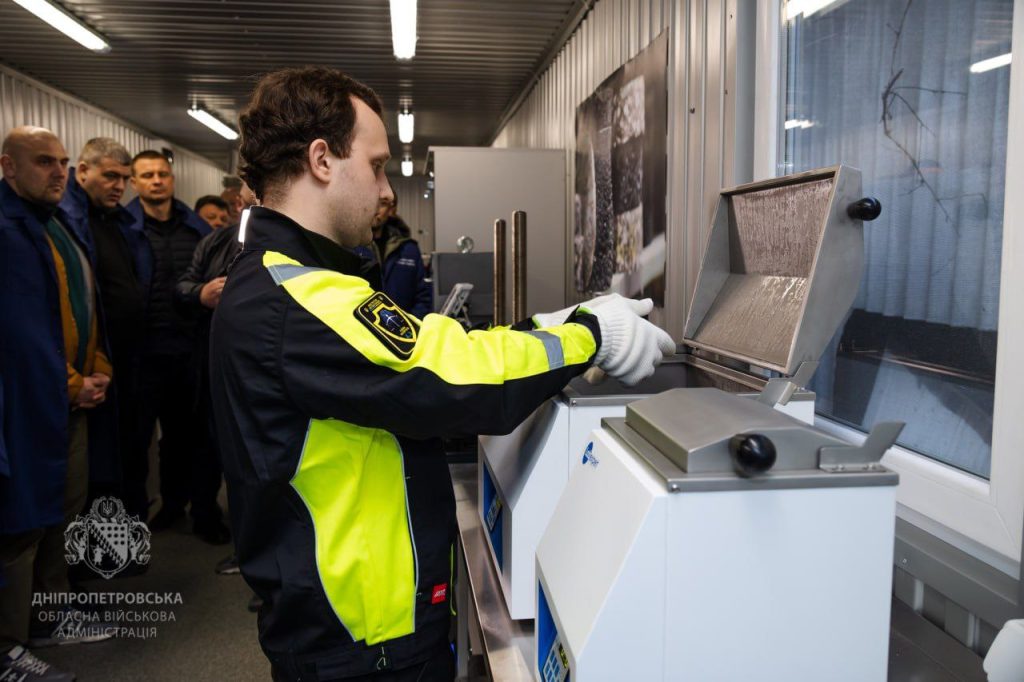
left=0, top=0, right=587, bottom=169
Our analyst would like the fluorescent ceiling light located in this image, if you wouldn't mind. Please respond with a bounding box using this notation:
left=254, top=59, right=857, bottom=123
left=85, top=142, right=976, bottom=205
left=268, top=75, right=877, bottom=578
left=970, top=53, right=1012, bottom=74
left=785, top=119, right=815, bottom=130
left=785, top=0, right=842, bottom=21
left=390, top=0, right=417, bottom=60
left=12, top=0, right=110, bottom=52
left=187, top=107, right=239, bottom=141
left=401, top=158, right=414, bottom=177
left=398, top=111, right=415, bottom=144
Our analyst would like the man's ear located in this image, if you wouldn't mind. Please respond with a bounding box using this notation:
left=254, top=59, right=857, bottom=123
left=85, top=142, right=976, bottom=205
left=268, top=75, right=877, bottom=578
left=77, top=161, right=89, bottom=180
left=308, top=139, right=332, bottom=185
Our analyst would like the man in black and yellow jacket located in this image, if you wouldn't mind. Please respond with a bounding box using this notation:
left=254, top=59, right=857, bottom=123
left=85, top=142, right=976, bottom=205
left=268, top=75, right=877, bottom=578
left=210, top=67, right=674, bottom=681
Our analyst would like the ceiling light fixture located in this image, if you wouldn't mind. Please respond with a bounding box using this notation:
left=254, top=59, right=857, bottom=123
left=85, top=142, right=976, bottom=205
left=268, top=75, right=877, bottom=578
left=390, top=0, right=417, bottom=60
left=187, top=107, right=239, bottom=141
left=398, top=110, right=415, bottom=144
left=401, top=157, right=414, bottom=177
left=970, top=53, right=1012, bottom=74
left=12, top=0, right=111, bottom=52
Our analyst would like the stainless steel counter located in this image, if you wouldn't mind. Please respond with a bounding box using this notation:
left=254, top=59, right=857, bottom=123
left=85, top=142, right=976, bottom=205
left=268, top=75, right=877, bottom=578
left=452, top=463, right=534, bottom=681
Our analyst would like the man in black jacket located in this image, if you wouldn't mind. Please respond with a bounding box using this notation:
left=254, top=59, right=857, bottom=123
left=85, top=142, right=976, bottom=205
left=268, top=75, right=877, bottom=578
left=211, top=66, right=673, bottom=681
left=126, top=151, right=229, bottom=544
left=175, top=190, right=246, bottom=560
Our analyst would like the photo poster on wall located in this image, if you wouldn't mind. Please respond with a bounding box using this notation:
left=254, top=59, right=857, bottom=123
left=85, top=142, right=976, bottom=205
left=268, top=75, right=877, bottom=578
left=573, top=31, right=668, bottom=318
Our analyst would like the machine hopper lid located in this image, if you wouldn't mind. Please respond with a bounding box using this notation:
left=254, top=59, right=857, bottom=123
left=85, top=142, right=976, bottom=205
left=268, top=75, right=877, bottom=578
left=682, top=165, right=880, bottom=376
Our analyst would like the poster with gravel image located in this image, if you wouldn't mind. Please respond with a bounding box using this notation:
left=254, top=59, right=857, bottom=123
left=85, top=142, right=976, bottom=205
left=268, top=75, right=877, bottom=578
left=573, top=31, right=667, bottom=313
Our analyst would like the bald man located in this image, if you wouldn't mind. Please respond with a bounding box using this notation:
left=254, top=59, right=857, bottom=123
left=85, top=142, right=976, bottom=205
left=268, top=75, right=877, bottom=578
left=0, top=126, right=115, bottom=679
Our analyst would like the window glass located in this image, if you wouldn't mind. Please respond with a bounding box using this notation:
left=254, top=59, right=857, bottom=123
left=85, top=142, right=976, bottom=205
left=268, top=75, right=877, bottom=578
left=782, top=0, right=1014, bottom=477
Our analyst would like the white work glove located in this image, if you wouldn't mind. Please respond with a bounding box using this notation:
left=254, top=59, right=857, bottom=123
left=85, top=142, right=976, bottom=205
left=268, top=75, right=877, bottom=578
left=531, top=294, right=617, bottom=329
left=581, top=295, right=676, bottom=386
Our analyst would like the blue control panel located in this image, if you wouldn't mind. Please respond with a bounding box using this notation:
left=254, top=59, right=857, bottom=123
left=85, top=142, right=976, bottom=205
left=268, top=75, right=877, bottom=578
left=538, top=582, right=570, bottom=682
left=481, top=463, right=504, bottom=571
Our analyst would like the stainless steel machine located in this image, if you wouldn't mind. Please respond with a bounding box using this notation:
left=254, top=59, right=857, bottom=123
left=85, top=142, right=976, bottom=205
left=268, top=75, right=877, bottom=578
left=479, top=165, right=882, bottom=620
left=532, top=166, right=901, bottom=681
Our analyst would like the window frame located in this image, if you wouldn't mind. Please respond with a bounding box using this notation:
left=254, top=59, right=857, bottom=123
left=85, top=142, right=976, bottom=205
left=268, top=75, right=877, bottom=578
left=752, top=0, right=1024, bottom=566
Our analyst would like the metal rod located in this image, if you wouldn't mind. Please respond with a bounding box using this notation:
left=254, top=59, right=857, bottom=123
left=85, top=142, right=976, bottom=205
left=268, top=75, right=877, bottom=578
left=493, top=219, right=507, bottom=327
left=512, top=211, right=527, bottom=322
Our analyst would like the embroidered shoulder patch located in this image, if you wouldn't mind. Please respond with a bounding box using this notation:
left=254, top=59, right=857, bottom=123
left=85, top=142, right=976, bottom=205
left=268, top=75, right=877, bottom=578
left=354, top=292, right=419, bottom=359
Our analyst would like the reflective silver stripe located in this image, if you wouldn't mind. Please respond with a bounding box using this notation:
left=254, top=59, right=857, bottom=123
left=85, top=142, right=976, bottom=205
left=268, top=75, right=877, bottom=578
left=524, top=330, right=565, bottom=370
left=267, top=263, right=325, bottom=285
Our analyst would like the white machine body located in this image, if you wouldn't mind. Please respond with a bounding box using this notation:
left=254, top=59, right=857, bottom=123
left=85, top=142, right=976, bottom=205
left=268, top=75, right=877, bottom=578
left=478, top=373, right=814, bottom=620
left=479, top=395, right=617, bottom=620
left=535, top=424, right=897, bottom=682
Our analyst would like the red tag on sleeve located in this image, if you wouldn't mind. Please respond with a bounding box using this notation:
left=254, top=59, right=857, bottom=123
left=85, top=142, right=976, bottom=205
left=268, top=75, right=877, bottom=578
left=431, top=584, right=448, bottom=604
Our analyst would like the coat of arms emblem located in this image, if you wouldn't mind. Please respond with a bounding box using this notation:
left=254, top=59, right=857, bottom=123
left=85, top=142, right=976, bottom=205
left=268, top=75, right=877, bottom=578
left=65, top=497, right=151, bottom=579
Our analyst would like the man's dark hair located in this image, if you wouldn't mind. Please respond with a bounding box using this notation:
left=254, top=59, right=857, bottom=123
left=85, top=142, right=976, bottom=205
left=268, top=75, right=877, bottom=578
left=131, top=149, right=171, bottom=175
left=195, top=195, right=229, bottom=213
left=238, top=67, right=383, bottom=202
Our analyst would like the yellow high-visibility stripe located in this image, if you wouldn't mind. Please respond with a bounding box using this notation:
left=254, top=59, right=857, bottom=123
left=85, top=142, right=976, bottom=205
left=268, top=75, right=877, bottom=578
left=290, top=418, right=416, bottom=645
left=263, top=251, right=596, bottom=383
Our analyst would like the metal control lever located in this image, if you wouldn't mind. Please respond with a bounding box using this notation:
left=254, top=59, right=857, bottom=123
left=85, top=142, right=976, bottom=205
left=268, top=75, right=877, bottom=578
left=756, top=361, right=818, bottom=408
left=819, top=421, right=905, bottom=473
left=847, top=197, right=882, bottom=221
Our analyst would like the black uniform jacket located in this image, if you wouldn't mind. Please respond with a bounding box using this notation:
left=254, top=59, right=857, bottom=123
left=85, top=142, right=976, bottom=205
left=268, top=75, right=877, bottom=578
left=209, top=207, right=600, bottom=679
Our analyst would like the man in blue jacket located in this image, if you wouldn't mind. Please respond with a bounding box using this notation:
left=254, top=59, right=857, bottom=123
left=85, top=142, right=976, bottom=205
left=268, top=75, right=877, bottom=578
left=368, top=193, right=432, bottom=318
left=125, top=151, right=228, bottom=545
left=61, top=138, right=148, bottom=520
left=0, top=126, right=117, bottom=681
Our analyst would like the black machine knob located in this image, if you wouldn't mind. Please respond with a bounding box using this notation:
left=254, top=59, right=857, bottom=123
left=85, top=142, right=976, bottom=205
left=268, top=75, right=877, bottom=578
left=729, top=433, right=777, bottom=477
left=847, top=197, right=882, bottom=221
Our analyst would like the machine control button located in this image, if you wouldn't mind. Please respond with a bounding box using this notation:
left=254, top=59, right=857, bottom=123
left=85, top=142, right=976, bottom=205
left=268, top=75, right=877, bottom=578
left=847, top=196, right=882, bottom=221
left=729, top=433, right=777, bottom=476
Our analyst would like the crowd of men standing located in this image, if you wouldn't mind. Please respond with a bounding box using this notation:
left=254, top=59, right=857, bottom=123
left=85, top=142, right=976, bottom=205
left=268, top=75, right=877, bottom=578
left=0, top=126, right=254, bottom=681
left=0, top=119, right=434, bottom=681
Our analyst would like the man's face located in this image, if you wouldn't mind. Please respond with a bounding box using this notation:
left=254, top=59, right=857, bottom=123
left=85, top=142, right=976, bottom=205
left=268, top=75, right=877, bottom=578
left=0, top=132, right=69, bottom=206
left=198, top=203, right=229, bottom=230
left=326, top=98, right=393, bottom=248
left=372, top=197, right=392, bottom=230
left=78, top=157, right=130, bottom=209
left=221, top=188, right=242, bottom=221
left=131, top=157, right=174, bottom=203
left=239, top=182, right=257, bottom=208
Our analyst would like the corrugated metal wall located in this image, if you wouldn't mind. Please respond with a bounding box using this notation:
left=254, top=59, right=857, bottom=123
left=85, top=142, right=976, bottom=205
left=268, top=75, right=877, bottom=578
left=494, top=0, right=675, bottom=151
left=1, top=64, right=225, bottom=206
left=493, top=0, right=755, bottom=336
